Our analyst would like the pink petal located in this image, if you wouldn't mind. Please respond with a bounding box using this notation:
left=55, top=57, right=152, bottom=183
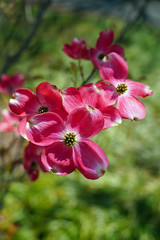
left=36, top=82, right=62, bottom=111
left=99, top=52, right=128, bottom=83
left=73, top=140, right=109, bottom=180
left=41, top=142, right=75, bottom=175
left=79, top=83, right=115, bottom=109
left=126, top=79, right=153, bottom=98
left=61, top=87, right=83, bottom=113
left=96, top=29, right=114, bottom=50
left=108, top=44, right=124, bottom=56
left=19, top=113, right=65, bottom=145
left=95, top=81, right=118, bottom=106
left=117, top=95, right=146, bottom=120
left=63, top=38, right=90, bottom=60
left=67, top=106, right=104, bottom=139
left=25, top=95, right=42, bottom=114
left=9, top=88, right=35, bottom=115
left=101, top=106, right=122, bottom=129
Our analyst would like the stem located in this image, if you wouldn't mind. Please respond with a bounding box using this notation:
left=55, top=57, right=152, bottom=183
left=78, top=59, right=85, bottom=83
left=81, top=67, right=97, bottom=86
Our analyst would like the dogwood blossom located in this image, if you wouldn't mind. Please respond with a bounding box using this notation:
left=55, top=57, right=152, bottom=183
left=99, top=52, right=153, bottom=120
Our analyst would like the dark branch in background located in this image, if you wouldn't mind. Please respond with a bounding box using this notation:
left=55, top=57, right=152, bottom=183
left=0, top=1, right=25, bottom=57
left=115, top=0, right=150, bottom=44
left=0, top=0, right=52, bottom=75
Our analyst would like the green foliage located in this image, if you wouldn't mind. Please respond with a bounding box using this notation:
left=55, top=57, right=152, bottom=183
left=0, top=9, right=160, bottom=240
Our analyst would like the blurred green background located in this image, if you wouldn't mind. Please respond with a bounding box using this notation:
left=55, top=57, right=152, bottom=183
left=0, top=1, right=160, bottom=240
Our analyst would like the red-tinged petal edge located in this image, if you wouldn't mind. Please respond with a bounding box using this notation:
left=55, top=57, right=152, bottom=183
left=41, top=142, right=75, bottom=175
left=117, top=95, right=146, bottom=120
left=19, top=113, right=65, bottom=146
left=99, top=52, right=128, bottom=83
left=101, top=106, right=122, bottom=129
left=67, top=106, right=104, bottom=139
left=73, top=140, right=109, bottom=180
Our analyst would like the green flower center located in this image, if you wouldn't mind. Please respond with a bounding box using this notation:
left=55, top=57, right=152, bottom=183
left=98, top=53, right=105, bottom=60
left=116, top=84, right=128, bottom=94
left=64, top=133, right=76, bottom=146
left=38, top=106, right=48, bottom=114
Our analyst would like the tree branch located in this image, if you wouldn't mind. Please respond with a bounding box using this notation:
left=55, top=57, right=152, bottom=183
left=0, top=0, right=52, bottom=75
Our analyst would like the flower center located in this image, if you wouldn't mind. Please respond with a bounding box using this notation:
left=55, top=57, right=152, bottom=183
left=30, top=161, right=37, bottom=169
left=64, top=133, right=76, bottom=146
left=38, top=106, right=48, bottom=114
left=98, top=53, right=105, bottom=60
left=116, top=84, right=127, bottom=94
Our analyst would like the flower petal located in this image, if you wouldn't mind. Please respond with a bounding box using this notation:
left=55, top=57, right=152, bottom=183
left=79, top=83, right=114, bottom=109
left=126, top=79, right=153, bottom=98
left=96, top=29, right=114, bottom=50
left=67, top=106, right=104, bottom=138
left=36, top=82, right=62, bottom=111
left=108, top=44, right=124, bottom=56
left=99, top=52, right=128, bottom=83
left=96, top=81, right=118, bottom=105
left=117, top=95, right=146, bottom=120
left=41, top=142, right=75, bottom=175
left=101, top=106, right=122, bottom=129
left=73, top=140, right=109, bottom=180
left=9, top=88, right=35, bottom=115
left=61, top=87, right=83, bottom=113
left=19, top=113, right=65, bottom=145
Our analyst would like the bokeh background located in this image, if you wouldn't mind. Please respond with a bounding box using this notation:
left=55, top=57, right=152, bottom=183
left=0, top=0, right=160, bottom=239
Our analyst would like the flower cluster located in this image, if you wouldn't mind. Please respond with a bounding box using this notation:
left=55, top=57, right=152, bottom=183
left=2, top=29, right=153, bottom=181
left=63, top=29, right=124, bottom=68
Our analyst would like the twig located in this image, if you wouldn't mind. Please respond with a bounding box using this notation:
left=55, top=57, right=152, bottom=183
left=0, top=0, right=52, bottom=75
left=81, top=67, right=97, bottom=86
left=115, top=0, right=149, bottom=44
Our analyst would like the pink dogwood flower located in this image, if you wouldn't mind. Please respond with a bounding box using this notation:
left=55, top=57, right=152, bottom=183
left=0, top=109, right=22, bottom=134
left=19, top=106, right=109, bottom=179
left=90, top=29, right=124, bottom=68
left=63, top=38, right=90, bottom=60
left=61, top=84, right=122, bottom=129
left=9, top=82, right=63, bottom=117
left=0, top=73, right=26, bottom=94
left=24, top=142, right=45, bottom=181
left=99, top=52, right=153, bottom=120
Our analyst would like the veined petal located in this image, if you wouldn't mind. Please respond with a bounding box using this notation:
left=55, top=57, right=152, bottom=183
left=41, top=142, right=75, bottom=175
left=79, top=83, right=114, bottom=109
left=126, top=79, right=153, bottom=98
left=9, top=88, right=34, bottom=115
left=19, top=113, right=65, bottom=145
left=61, top=87, right=83, bottom=113
left=73, top=140, right=109, bottom=180
left=117, top=95, right=146, bottom=120
left=36, top=82, right=62, bottom=111
left=67, top=106, right=104, bottom=139
left=99, top=52, right=128, bottom=83
left=101, top=106, right=122, bottom=129
left=96, top=81, right=118, bottom=105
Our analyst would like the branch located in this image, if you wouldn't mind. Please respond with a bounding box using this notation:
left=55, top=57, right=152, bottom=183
left=0, top=0, right=52, bottom=75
